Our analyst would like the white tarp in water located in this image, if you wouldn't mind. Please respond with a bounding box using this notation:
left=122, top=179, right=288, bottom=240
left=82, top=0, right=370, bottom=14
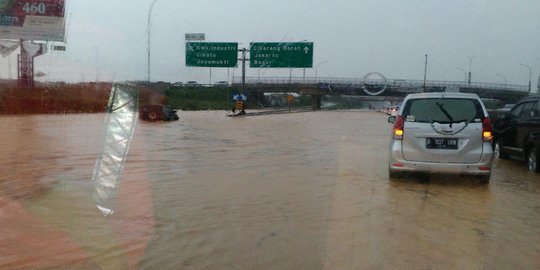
left=92, top=84, right=138, bottom=216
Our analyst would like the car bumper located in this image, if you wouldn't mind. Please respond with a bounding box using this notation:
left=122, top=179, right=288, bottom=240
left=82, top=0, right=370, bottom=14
left=388, top=141, right=494, bottom=175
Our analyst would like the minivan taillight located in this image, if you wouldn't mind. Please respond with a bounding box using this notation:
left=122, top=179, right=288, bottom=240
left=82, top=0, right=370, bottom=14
left=482, top=117, right=493, bottom=142
left=393, top=116, right=404, bottom=140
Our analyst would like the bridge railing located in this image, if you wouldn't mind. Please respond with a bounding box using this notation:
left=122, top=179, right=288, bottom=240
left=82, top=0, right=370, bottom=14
left=232, top=77, right=529, bottom=92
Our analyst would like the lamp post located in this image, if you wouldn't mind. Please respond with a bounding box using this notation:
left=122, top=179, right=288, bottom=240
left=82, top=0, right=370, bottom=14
left=315, top=61, right=328, bottom=81
left=257, top=69, right=262, bottom=106
left=467, top=55, right=476, bottom=84
left=519, top=63, right=532, bottom=93
left=534, top=57, right=540, bottom=94
left=456, top=67, right=467, bottom=83
left=289, top=68, right=292, bottom=84
left=423, top=54, right=428, bottom=90
left=94, top=46, right=99, bottom=83
left=74, top=60, right=86, bottom=82
left=147, top=0, right=159, bottom=83
left=231, top=64, right=239, bottom=84
left=301, top=39, right=307, bottom=83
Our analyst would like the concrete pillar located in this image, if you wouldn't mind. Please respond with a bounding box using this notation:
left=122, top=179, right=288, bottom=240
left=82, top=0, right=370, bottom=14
left=311, top=95, right=322, bottom=110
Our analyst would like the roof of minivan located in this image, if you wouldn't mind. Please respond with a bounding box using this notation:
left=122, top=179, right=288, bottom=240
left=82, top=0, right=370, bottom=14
left=404, top=92, right=480, bottom=99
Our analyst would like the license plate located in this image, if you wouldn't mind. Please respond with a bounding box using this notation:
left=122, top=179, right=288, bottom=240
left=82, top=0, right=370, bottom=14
left=426, top=138, right=458, bottom=149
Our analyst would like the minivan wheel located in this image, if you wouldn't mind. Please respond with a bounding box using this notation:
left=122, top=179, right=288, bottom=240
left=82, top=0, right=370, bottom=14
left=494, top=141, right=507, bottom=159
left=528, top=147, right=539, bottom=173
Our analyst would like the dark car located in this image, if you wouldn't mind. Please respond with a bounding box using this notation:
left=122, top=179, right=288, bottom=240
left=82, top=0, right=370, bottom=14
left=493, top=95, right=540, bottom=172
left=140, top=104, right=179, bottom=121
left=488, top=103, right=515, bottom=123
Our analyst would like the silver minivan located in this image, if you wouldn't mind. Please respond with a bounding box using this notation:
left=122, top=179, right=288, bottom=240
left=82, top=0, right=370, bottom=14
left=388, top=92, right=494, bottom=181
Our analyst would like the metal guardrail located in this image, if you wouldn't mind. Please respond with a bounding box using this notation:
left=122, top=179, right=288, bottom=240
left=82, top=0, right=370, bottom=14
left=232, top=77, right=529, bottom=92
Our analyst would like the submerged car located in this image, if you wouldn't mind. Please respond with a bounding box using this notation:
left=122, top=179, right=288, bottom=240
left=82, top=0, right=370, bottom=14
left=388, top=92, right=494, bottom=181
left=493, top=95, right=540, bottom=173
left=140, top=104, right=179, bottom=121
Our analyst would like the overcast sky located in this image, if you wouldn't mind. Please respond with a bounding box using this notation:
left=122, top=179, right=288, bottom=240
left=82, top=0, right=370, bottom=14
left=1, top=0, right=539, bottom=90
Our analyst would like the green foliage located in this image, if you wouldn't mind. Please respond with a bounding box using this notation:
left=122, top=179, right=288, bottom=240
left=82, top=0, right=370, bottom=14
left=166, top=86, right=233, bottom=110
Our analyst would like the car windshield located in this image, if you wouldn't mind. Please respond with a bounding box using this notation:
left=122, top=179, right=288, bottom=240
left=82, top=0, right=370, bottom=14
left=1, top=1, right=539, bottom=269
left=403, top=98, right=483, bottom=123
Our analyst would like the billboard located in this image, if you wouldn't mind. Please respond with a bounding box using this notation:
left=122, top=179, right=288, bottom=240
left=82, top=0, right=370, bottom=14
left=0, top=39, right=19, bottom=56
left=0, top=0, right=65, bottom=41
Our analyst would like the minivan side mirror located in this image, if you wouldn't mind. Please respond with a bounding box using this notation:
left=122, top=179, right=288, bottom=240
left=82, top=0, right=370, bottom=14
left=388, top=116, right=396, bottom=124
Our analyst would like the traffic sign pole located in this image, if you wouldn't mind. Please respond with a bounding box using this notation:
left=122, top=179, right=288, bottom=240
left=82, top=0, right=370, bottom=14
left=241, top=48, right=246, bottom=94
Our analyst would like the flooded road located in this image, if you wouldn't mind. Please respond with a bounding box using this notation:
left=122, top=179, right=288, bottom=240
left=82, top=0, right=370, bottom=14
left=1, top=111, right=539, bottom=269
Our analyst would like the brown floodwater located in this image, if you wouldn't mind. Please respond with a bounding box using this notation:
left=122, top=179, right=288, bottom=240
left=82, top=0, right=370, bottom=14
left=0, top=111, right=539, bottom=269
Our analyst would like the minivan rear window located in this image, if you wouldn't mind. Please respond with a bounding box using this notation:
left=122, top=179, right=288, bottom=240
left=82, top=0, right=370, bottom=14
left=402, top=98, right=484, bottom=124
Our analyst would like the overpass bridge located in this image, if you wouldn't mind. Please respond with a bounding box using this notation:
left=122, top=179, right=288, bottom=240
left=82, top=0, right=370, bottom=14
left=232, top=77, right=530, bottom=110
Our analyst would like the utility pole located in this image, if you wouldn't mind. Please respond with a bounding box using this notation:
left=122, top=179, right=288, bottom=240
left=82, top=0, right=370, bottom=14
left=240, top=48, right=248, bottom=94
left=467, top=55, right=476, bottom=85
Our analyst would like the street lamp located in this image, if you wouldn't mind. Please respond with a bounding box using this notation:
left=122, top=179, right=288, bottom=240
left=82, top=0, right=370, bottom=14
left=424, top=54, right=428, bottom=89
left=496, top=73, right=507, bottom=85
left=300, top=39, right=307, bottom=83
left=74, top=60, right=86, bottom=82
left=519, top=63, right=532, bottom=93
left=147, top=0, right=159, bottom=83
left=231, top=64, right=239, bottom=83
left=534, top=57, right=540, bottom=94
left=467, top=55, right=476, bottom=84
left=315, top=61, right=328, bottom=81
left=456, top=67, right=467, bottom=83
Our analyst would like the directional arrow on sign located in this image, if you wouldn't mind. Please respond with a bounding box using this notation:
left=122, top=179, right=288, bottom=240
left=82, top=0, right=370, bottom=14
left=185, top=42, right=238, bottom=67
left=250, top=42, right=313, bottom=68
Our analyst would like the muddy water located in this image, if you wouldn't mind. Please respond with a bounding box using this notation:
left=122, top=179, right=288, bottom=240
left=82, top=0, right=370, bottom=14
left=0, top=111, right=539, bottom=269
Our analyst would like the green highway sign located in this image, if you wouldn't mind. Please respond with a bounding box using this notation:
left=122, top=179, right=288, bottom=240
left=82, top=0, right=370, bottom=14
left=186, top=42, right=238, bottom=67
left=250, top=42, right=313, bottom=68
